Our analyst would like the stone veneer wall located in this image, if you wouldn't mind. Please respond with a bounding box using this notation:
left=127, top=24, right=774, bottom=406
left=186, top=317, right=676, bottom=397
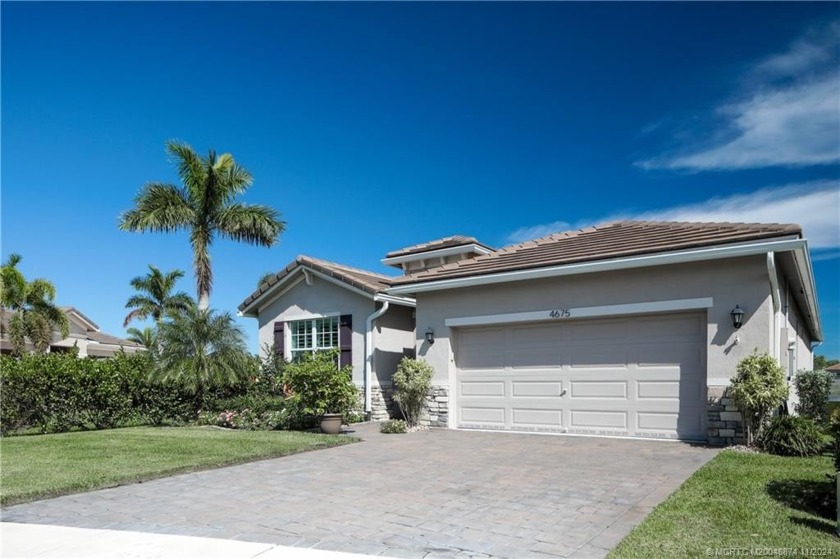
left=361, top=384, right=450, bottom=428
left=419, top=386, right=449, bottom=428
left=707, top=386, right=746, bottom=445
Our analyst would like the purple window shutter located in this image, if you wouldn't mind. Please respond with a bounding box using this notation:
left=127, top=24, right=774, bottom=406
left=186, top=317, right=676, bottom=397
left=339, top=315, right=352, bottom=369
left=273, top=322, right=285, bottom=360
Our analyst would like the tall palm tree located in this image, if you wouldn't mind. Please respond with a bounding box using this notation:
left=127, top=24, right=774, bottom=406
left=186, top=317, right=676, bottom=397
left=119, top=141, right=285, bottom=310
left=0, top=254, right=69, bottom=355
left=152, top=306, right=250, bottom=407
left=123, top=265, right=194, bottom=327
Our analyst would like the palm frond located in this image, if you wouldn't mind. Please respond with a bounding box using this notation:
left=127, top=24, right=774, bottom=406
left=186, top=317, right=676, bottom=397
left=166, top=140, right=206, bottom=202
left=119, top=183, right=194, bottom=233
left=215, top=203, right=285, bottom=247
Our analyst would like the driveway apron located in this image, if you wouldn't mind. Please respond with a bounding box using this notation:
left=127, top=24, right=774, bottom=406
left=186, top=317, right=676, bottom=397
left=2, top=424, right=717, bottom=558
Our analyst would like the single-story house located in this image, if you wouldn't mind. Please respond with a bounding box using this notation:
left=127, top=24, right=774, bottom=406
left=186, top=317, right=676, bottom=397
left=0, top=306, right=144, bottom=358
left=239, top=221, right=822, bottom=444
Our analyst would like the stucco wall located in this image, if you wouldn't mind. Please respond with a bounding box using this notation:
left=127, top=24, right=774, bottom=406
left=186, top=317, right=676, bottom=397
left=414, top=256, right=774, bottom=388
left=373, top=304, right=415, bottom=385
left=256, top=276, right=375, bottom=385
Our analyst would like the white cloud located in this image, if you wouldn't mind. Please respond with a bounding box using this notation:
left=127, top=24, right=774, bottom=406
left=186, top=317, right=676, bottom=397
left=506, top=220, right=570, bottom=244
left=506, top=181, right=840, bottom=252
left=638, top=22, right=840, bottom=171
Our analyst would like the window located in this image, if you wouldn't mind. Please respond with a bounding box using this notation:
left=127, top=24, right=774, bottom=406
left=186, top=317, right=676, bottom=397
left=290, top=317, right=339, bottom=360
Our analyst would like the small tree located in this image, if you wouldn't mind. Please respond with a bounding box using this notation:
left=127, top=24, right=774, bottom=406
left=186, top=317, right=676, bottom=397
left=392, top=357, right=434, bottom=428
left=794, top=369, right=834, bottom=423
left=729, top=351, right=788, bottom=446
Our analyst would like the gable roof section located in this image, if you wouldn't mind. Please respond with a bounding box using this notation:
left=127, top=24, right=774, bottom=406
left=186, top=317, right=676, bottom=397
left=385, top=235, right=493, bottom=259
left=391, top=221, right=802, bottom=285
left=238, top=255, right=396, bottom=316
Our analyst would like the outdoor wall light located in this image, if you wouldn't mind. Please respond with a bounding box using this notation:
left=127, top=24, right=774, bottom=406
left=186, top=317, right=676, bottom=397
left=730, top=305, right=745, bottom=329
left=425, top=328, right=435, bottom=345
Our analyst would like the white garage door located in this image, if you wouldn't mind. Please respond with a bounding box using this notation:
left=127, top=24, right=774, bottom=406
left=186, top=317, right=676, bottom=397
left=454, top=312, right=706, bottom=440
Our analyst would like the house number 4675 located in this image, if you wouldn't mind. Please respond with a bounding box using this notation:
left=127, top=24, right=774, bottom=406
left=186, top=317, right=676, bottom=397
left=549, top=309, right=571, bottom=318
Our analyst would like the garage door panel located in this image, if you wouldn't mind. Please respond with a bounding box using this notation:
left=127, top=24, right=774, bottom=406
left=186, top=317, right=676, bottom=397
left=512, top=409, right=562, bottom=428
left=637, top=412, right=679, bottom=432
left=637, top=343, right=702, bottom=367
left=633, top=314, right=704, bottom=342
left=461, top=407, right=505, bottom=424
left=637, top=380, right=679, bottom=399
left=570, top=320, right=628, bottom=342
left=508, top=349, right=563, bottom=369
left=569, top=346, right=630, bottom=368
left=570, top=381, right=627, bottom=399
left=460, top=381, right=505, bottom=397
left=512, top=381, right=563, bottom=397
left=455, top=312, right=706, bottom=440
left=571, top=410, right=628, bottom=429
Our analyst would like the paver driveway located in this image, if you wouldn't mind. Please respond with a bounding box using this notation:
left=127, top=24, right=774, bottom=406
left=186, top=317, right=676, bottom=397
left=2, top=424, right=717, bottom=558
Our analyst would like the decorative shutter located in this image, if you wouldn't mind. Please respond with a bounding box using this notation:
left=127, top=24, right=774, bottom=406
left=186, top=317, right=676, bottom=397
left=273, top=321, right=285, bottom=360
left=339, top=314, right=352, bottom=369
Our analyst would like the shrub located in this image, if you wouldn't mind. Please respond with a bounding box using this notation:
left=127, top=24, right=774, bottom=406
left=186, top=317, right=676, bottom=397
left=729, top=351, right=788, bottom=446
left=830, top=409, right=840, bottom=471
left=794, top=369, right=834, bottom=423
left=758, top=415, right=828, bottom=457
left=380, top=419, right=407, bottom=434
left=0, top=352, right=196, bottom=435
left=282, top=350, right=358, bottom=419
left=392, top=357, right=434, bottom=428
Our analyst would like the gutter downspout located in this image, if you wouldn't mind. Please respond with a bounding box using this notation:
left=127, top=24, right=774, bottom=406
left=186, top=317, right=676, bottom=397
left=364, top=301, right=390, bottom=417
left=767, top=252, right=781, bottom=362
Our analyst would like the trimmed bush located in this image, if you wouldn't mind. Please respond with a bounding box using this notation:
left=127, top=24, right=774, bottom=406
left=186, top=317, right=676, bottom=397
left=729, top=351, right=788, bottom=446
left=794, top=369, right=834, bottom=423
left=392, top=357, right=434, bottom=427
left=758, top=415, right=828, bottom=457
left=380, top=419, right=407, bottom=434
left=282, top=350, right=358, bottom=419
left=0, top=353, right=196, bottom=435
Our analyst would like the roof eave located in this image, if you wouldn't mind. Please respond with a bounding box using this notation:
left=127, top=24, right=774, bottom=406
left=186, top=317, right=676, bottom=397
left=387, top=235, right=807, bottom=293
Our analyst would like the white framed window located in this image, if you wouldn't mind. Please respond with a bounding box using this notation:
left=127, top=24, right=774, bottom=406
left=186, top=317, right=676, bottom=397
left=289, top=316, right=340, bottom=360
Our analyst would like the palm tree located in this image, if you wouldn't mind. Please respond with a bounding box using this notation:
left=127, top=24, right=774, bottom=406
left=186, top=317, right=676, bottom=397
left=123, top=265, right=194, bottom=327
left=119, top=141, right=285, bottom=310
left=0, top=254, right=69, bottom=355
left=256, top=272, right=276, bottom=289
left=126, top=326, right=156, bottom=349
left=152, top=306, right=250, bottom=407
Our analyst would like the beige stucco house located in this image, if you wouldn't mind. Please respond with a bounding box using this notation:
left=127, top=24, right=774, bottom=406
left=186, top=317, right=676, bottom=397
left=0, top=306, right=144, bottom=358
left=239, top=221, right=822, bottom=444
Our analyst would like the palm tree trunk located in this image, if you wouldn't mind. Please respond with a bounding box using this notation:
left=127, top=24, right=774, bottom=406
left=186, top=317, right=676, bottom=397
left=198, top=292, right=210, bottom=311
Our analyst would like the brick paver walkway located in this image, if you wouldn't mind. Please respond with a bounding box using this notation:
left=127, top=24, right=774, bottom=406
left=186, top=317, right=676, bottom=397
left=1, top=424, right=717, bottom=558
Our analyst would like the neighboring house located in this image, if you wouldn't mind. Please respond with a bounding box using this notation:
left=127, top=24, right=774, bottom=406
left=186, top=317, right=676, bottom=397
left=0, top=306, right=143, bottom=358
left=240, top=221, right=822, bottom=444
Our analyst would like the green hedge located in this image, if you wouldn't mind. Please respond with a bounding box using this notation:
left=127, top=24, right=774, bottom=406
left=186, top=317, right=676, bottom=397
left=0, top=353, right=198, bottom=435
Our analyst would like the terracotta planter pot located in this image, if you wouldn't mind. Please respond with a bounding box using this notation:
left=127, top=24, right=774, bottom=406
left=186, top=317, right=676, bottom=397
left=320, top=413, right=343, bottom=435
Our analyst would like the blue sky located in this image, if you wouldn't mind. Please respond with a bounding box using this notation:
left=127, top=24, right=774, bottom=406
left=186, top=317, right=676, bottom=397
left=2, top=2, right=839, bottom=357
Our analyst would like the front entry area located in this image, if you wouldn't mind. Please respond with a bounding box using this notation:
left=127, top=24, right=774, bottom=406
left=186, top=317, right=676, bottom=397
left=454, top=312, right=707, bottom=440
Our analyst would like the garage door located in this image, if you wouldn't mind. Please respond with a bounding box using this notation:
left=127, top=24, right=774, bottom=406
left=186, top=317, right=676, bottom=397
left=454, top=312, right=706, bottom=440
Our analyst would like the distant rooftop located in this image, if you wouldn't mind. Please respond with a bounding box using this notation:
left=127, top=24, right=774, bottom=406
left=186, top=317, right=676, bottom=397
left=385, top=235, right=494, bottom=259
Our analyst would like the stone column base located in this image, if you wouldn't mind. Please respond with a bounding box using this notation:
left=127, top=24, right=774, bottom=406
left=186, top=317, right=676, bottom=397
left=707, top=386, right=746, bottom=445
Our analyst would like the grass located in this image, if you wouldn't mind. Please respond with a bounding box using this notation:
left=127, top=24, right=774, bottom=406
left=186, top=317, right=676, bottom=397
left=609, top=450, right=840, bottom=557
left=0, top=427, right=357, bottom=506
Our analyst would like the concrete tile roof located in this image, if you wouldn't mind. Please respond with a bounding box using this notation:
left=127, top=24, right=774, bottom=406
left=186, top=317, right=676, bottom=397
left=391, top=221, right=802, bottom=285
left=239, top=255, right=395, bottom=312
left=385, top=235, right=493, bottom=259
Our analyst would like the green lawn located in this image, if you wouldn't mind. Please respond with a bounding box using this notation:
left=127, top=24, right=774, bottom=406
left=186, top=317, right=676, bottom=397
left=0, top=427, right=356, bottom=506
left=610, top=450, right=840, bottom=558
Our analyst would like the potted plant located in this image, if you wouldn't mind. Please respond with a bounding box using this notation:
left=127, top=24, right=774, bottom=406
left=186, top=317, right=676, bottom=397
left=282, top=349, right=358, bottom=434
